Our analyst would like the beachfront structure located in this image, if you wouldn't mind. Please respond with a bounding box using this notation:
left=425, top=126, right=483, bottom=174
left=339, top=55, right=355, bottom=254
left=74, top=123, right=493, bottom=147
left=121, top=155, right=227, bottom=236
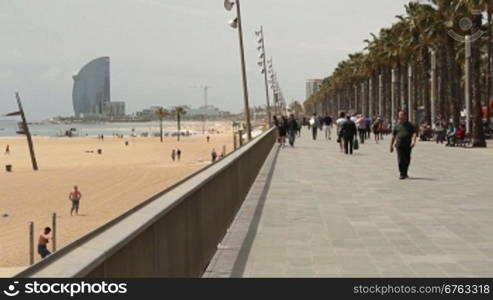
left=103, top=101, right=126, bottom=118
left=305, top=79, right=323, bottom=100
left=185, top=105, right=229, bottom=117
left=72, top=57, right=111, bottom=118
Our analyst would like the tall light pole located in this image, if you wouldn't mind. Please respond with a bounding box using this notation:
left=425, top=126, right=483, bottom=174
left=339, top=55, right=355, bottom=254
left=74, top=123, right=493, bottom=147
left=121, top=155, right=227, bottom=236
left=430, top=49, right=437, bottom=128
left=408, top=65, right=413, bottom=122
left=369, top=78, right=373, bottom=117
left=361, top=82, right=366, bottom=116
left=256, top=26, right=272, bottom=127
left=378, top=74, right=383, bottom=117
left=465, top=35, right=471, bottom=134
left=225, top=0, right=252, bottom=141
left=391, top=69, right=396, bottom=125
left=202, top=85, right=211, bottom=135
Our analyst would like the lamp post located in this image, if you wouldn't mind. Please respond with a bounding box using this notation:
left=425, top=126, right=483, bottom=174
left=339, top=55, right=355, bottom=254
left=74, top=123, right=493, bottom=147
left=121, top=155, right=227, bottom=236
left=225, top=0, right=252, bottom=141
left=408, top=65, right=413, bottom=123
left=256, top=26, right=272, bottom=127
left=391, top=69, right=396, bottom=126
left=465, top=35, right=471, bottom=134
left=378, top=74, right=383, bottom=117
left=430, top=49, right=437, bottom=128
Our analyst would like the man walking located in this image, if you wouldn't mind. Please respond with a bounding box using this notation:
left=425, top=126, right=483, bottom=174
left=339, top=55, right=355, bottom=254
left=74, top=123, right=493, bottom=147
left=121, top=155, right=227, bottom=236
left=323, top=115, right=333, bottom=140
left=287, top=114, right=299, bottom=147
left=38, top=227, right=52, bottom=259
left=336, top=112, right=346, bottom=152
left=310, top=113, right=319, bottom=140
left=341, top=116, right=357, bottom=155
left=390, top=111, right=417, bottom=180
left=69, top=185, right=82, bottom=216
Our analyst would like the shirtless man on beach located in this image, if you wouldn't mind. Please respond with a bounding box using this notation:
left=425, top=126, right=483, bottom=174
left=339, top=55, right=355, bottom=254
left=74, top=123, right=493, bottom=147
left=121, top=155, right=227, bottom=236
left=69, top=186, right=82, bottom=216
left=38, top=227, right=51, bottom=258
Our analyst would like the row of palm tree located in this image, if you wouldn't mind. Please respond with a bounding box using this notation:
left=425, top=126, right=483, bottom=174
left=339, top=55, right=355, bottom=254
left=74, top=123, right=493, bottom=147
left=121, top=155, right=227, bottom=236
left=155, top=106, right=187, bottom=142
left=304, top=0, right=492, bottom=147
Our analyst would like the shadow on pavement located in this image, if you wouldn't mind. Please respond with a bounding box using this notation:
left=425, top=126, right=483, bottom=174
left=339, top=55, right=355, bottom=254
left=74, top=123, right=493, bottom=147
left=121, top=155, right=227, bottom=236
left=230, top=146, right=280, bottom=277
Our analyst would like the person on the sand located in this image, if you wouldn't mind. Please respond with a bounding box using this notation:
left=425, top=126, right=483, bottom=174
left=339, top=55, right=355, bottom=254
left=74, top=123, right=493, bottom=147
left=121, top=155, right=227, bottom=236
left=69, top=185, right=82, bottom=216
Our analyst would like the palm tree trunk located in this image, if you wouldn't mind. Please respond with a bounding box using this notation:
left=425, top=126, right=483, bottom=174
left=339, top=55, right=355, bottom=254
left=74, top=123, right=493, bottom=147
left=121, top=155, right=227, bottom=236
left=471, top=15, right=487, bottom=147
left=487, top=10, right=492, bottom=126
left=422, top=47, right=431, bottom=125
left=438, top=47, right=448, bottom=122
left=160, top=117, right=163, bottom=143
left=446, top=36, right=461, bottom=128
left=177, top=114, right=181, bottom=142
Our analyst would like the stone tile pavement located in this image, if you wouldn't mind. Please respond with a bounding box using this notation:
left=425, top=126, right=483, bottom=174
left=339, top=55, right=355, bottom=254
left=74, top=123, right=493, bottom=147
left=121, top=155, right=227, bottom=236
left=204, top=129, right=493, bottom=278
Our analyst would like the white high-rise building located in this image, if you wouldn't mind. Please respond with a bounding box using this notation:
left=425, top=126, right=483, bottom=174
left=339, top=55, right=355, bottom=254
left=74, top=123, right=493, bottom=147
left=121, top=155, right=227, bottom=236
left=305, top=79, right=323, bottom=100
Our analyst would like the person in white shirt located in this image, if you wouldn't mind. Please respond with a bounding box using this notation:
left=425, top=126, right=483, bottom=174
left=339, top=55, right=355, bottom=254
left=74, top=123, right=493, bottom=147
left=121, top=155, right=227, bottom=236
left=356, top=114, right=367, bottom=144
left=336, top=112, right=347, bottom=152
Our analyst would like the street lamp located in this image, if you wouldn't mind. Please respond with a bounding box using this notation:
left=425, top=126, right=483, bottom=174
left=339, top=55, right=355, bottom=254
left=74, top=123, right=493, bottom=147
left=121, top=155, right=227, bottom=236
left=256, top=26, right=272, bottom=127
left=224, top=0, right=252, bottom=141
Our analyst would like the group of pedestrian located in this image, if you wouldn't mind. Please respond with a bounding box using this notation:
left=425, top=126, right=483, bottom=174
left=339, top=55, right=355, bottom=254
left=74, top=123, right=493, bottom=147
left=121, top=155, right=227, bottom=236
left=171, top=149, right=182, bottom=161
left=302, top=110, right=417, bottom=179
left=335, top=112, right=359, bottom=155
left=273, top=114, right=301, bottom=148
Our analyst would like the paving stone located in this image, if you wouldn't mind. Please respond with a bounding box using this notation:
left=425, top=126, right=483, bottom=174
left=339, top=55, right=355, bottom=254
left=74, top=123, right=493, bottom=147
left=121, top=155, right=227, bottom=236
left=205, top=130, right=493, bottom=277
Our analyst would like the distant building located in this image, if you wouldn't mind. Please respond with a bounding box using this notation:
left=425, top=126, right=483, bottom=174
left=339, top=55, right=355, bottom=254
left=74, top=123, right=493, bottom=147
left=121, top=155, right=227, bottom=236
left=73, top=57, right=111, bottom=118
left=305, top=79, right=323, bottom=100
left=103, top=101, right=125, bottom=118
left=134, top=106, right=162, bottom=120
left=185, top=105, right=229, bottom=117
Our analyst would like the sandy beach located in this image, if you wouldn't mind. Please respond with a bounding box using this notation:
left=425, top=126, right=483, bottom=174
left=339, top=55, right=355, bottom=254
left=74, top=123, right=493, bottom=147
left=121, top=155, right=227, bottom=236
left=0, top=124, right=234, bottom=272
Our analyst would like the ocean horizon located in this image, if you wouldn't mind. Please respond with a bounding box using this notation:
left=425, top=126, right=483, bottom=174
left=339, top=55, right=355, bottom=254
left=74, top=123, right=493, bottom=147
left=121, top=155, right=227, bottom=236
left=0, top=119, right=212, bottom=138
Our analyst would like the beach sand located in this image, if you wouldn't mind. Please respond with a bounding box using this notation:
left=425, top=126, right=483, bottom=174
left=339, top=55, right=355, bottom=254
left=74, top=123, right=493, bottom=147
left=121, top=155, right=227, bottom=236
left=0, top=126, right=233, bottom=271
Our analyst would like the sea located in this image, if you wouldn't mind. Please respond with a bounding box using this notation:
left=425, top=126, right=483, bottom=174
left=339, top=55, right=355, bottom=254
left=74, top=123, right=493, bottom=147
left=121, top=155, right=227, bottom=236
left=0, top=119, right=202, bottom=138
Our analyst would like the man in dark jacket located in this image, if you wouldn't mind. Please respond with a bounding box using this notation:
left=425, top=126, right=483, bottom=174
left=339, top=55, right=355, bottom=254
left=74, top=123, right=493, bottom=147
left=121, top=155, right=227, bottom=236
left=341, top=116, right=357, bottom=155
left=287, top=114, right=299, bottom=147
left=390, top=111, right=417, bottom=179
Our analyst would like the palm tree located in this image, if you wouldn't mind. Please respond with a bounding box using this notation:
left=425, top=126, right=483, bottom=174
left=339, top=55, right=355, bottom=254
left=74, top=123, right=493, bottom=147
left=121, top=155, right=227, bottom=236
left=288, top=101, right=304, bottom=118
left=172, top=106, right=187, bottom=142
left=155, top=107, right=168, bottom=143
left=303, top=0, right=490, bottom=148
left=456, top=0, right=487, bottom=147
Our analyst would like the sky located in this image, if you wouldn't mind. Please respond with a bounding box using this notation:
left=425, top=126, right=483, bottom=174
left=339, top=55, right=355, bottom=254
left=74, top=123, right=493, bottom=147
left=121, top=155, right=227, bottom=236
left=0, top=0, right=410, bottom=121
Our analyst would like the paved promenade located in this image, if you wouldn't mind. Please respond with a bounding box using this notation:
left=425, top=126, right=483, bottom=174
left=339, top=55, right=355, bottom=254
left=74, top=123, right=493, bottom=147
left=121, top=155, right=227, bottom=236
left=205, top=128, right=493, bottom=277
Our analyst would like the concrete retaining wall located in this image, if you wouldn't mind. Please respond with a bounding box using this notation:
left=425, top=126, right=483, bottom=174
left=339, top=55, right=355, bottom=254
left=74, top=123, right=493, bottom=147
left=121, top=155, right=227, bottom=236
left=15, top=128, right=276, bottom=278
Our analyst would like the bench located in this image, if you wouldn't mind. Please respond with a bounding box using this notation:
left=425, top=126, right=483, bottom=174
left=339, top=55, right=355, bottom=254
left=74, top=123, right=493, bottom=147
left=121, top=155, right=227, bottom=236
left=453, top=133, right=472, bottom=148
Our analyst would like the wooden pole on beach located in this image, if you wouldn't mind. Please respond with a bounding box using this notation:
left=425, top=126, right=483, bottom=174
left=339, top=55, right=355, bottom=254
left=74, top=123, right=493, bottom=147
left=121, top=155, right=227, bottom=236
left=238, top=130, right=244, bottom=147
left=52, top=213, right=57, bottom=252
left=16, top=93, right=39, bottom=171
left=29, top=222, right=34, bottom=265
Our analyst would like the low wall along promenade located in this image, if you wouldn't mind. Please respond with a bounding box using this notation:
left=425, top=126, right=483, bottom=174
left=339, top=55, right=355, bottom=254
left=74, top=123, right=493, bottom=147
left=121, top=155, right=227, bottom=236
left=15, top=128, right=276, bottom=278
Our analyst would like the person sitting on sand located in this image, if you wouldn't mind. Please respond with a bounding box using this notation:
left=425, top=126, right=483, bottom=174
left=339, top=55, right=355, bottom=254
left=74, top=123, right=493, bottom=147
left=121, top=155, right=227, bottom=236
left=69, top=185, right=82, bottom=216
left=38, top=227, right=51, bottom=259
